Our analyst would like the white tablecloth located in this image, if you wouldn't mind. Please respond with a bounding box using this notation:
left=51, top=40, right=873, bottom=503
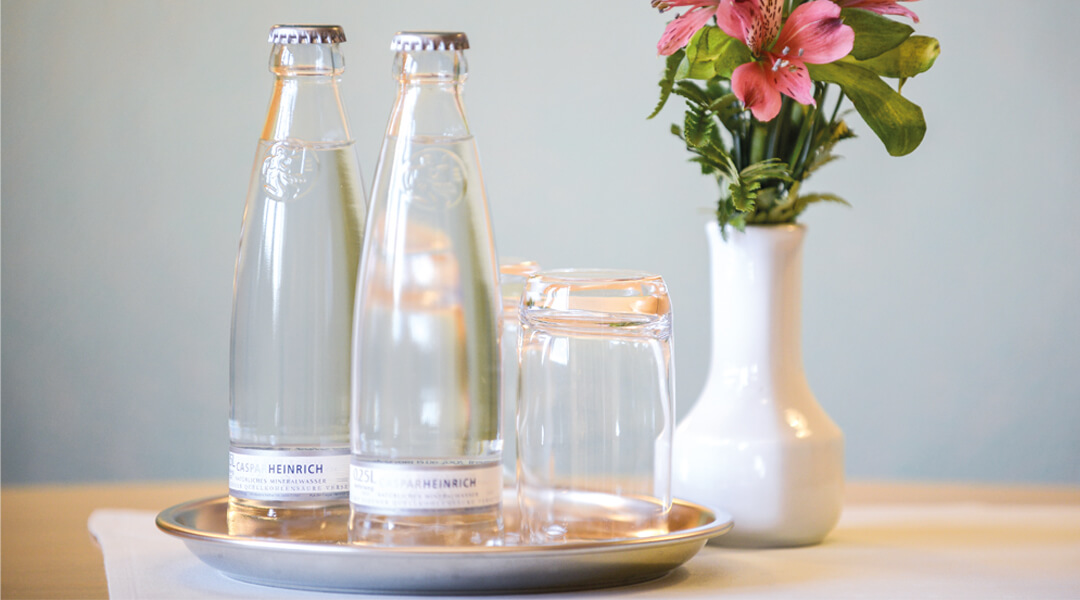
left=89, top=503, right=1080, bottom=599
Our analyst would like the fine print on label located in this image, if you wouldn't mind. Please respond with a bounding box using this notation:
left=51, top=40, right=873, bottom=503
left=229, top=448, right=349, bottom=501
left=350, top=461, right=502, bottom=514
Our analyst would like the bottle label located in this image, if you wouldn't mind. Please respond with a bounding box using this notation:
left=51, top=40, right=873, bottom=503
left=350, top=460, right=502, bottom=514
left=229, top=448, right=349, bottom=501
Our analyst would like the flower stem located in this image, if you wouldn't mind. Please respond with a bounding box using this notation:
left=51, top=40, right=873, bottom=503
left=765, top=97, right=789, bottom=161
left=740, top=113, right=752, bottom=169
left=789, top=113, right=812, bottom=178
left=791, top=85, right=824, bottom=179
left=829, top=86, right=845, bottom=127
left=732, top=124, right=744, bottom=170
left=750, top=121, right=768, bottom=165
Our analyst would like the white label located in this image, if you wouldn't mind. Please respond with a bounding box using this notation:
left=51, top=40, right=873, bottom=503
left=350, top=461, right=502, bottom=514
left=229, top=448, right=349, bottom=501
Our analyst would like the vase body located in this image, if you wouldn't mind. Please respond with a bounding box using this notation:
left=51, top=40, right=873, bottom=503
left=672, top=222, right=843, bottom=547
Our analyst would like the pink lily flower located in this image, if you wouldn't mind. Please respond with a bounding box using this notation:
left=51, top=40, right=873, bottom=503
left=724, top=0, right=854, bottom=121
left=654, top=0, right=722, bottom=56
left=833, top=0, right=920, bottom=23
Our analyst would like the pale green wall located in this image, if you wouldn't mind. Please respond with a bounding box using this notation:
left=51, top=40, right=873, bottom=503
left=3, top=0, right=1078, bottom=484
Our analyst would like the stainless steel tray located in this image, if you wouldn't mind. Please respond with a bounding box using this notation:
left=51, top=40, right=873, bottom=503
left=156, top=491, right=732, bottom=594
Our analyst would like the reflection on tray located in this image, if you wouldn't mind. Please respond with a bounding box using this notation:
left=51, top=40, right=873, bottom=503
left=190, top=490, right=717, bottom=547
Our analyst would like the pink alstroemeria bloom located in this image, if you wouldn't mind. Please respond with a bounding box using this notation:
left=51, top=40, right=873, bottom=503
left=834, top=0, right=919, bottom=23
left=723, top=0, right=854, bottom=121
left=654, top=0, right=722, bottom=56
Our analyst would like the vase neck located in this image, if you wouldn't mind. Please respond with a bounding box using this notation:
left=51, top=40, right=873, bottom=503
left=706, top=223, right=806, bottom=379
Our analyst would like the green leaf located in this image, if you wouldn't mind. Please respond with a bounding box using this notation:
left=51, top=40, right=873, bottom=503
left=798, top=193, right=851, bottom=207
left=790, top=192, right=851, bottom=219
left=803, top=118, right=854, bottom=176
left=713, top=37, right=753, bottom=78
left=674, top=56, right=690, bottom=79
left=706, top=92, right=737, bottom=113
left=714, top=43, right=754, bottom=79
left=708, top=92, right=745, bottom=133
left=684, top=105, right=714, bottom=148
left=841, top=8, right=914, bottom=60
left=685, top=26, right=727, bottom=63
left=808, top=61, right=926, bottom=156
left=740, top=159, right=792, bottom=181
left=851, top=35, right=940, bottom=79
left=689, top=155, right=719, bottom=176
left=682, top=26, right=751, bottom=77
left=702, top=147, right=738, bottom=180
left=728, top=159, right=791, bottom=212
left=803, top=151, right=842, bottom=177
left=672, top=80, right=712, bottom=107
left=678, top=55, right=717, bottom=80
left=648, top=50, right=685, bottom=120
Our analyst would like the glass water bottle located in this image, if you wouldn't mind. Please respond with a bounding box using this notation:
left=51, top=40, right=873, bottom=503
left=228, top=25, right=366, bottom=537
left=350, top=31, right=502, bottom=546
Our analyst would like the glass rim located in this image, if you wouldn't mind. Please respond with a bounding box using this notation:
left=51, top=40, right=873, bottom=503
left=519, top=268, right=671, bottom=327
left=525, top=268, right=663, bottom=285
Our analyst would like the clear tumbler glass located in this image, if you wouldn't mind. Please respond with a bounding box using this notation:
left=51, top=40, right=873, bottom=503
left=516, top=269, right=675, bottom=543
left=499, top=259, right=540, bottom=487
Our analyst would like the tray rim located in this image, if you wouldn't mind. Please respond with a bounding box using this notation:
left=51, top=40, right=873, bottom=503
left=156, top=493, right=733, bottom=557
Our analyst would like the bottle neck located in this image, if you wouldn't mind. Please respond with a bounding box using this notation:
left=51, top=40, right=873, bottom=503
left=386, top=50, right=471, bottom=140
left=261, top=43, right=352, bottom=144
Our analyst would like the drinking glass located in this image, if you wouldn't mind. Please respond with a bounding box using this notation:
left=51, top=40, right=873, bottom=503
left=499, top=259, right=540, bottom=487
left=516, top=269, right=675, bottom=543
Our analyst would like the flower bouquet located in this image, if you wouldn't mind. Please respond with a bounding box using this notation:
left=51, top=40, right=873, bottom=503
left=649, top=0, right=940, bottom=231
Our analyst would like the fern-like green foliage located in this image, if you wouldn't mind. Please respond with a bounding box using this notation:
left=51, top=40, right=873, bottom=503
left=648, top=51, right=685, bottom=120
left=803, top=119, right=856, bottom=179
left=668, top=79, right=797, bottom=232
left=662, top=76, right=861, bottom=232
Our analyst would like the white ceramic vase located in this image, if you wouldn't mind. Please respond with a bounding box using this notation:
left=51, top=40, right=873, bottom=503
left=673, top=222, right=844, bottom=547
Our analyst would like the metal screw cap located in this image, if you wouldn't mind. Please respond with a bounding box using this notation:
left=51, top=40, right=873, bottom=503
left=390, top=31, right=470, bottom=52
left=268, top=25, right=346, bottom=44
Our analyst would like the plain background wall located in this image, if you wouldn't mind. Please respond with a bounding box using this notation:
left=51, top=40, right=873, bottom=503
left=2, top=0, right=1078, bottom=485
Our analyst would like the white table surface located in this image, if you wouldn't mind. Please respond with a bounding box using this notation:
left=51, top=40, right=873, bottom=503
left=91, top=491, right=1080, bottom=599
left=4, top=481, right=1078, bottom=599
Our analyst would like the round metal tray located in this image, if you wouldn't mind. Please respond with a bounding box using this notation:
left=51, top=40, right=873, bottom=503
left=156, top=492, right=732, bottom=594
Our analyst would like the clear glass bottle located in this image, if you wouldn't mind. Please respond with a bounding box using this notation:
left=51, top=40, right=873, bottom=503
left=349, top=31, right=502, bottom=546
left=228, top=25, right=366, bottom=538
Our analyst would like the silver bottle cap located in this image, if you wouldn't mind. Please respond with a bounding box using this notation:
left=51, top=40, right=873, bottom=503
left=268, top=25, right=346, bottom=45
left=390, top=31, right=469, bottom=52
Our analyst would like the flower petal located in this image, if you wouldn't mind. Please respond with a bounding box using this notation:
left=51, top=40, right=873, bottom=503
left=775, top=0, right=854, bottom=64
left=732, top=61, right=783, bottom=121
left=769, top=57, right=816, bottom=105
left=714, top=0, right=757, bottom=43
left=657, top=5, right=719, bottom=55
left=746, top=0, right=783, bottom=53
left=835, top=0, right=920, bottom=23
left=656, top=0, right=720, bottom=7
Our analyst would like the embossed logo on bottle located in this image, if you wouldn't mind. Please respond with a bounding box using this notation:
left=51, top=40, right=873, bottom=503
left=401, top=147, right=466, bottom=209
left=261, top=140, right=319, bottom=202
